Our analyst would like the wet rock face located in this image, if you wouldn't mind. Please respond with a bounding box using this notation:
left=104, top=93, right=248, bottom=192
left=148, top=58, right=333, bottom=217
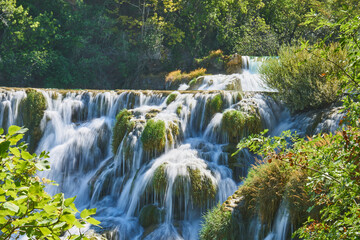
left=139, top=204, right=165, bottom=228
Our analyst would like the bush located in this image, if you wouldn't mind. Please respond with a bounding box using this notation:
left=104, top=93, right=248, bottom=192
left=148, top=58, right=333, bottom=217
left=199, top=203, right=232, bottom=240
left=112, top=109, right=134, bottom=155
left=141, top=119, right=166, bottom=152
left=165, top=68, right=207, bottom=88
left=260, top=44, right=347, bottom=112
left=0, top=125, right=99, bottom=239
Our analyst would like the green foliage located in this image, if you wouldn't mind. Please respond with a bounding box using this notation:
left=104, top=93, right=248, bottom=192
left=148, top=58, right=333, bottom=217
left=0, top=125, right=99, bottom=239
left=199, top=203, right=232, bottom=240
left=141, top=119, right=166, bottom=152
left=20, top=89, right=47, bottom=152
left=188, top=167, right=216, bottom=206
left=166, top=93, right=178, bottom=105
left=260, top=44, right=347, bottom=112
left=112, top=109, right=134, bottom=155
left=236, top=126, right=360, bottom=238
left=222, top=110, right=262, bottom=144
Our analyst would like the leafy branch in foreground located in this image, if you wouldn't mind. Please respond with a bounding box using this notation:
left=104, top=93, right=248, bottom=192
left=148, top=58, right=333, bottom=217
left=0, top=125, right=100, bottom=240
left=236, top=126, right=360, bottom=239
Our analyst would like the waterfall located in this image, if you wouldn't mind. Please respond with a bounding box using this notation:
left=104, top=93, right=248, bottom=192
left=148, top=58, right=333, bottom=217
left=0, top=59, right=343, bottom=239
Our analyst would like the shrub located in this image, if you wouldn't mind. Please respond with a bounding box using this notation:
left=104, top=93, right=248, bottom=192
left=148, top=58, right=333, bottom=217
left=165, top=68, right=207, bottom=88
left=199, top=203, right=232, bottom=240
left=141, top=119, right=166, bottom=152
left=260, top=44, right=347, bottom=112
left=112, top=109, right=134, bottom=155
left=0, top=125, right=99, bottom=239
left=20, top=89, right=47, bottom=152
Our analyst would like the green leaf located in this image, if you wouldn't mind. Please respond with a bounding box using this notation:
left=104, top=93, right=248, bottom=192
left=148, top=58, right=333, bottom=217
left=8, top=125, right=21, bottom=135
left=84, top=217, right=100, bottom=225
left=21, top=151, right=34, bottom=160
left=9, top=147, right=20, bottom=157
left=3, top=202, right=19, bottom=213
left=39, top=227, right=52, bottom=236
left=64, top=196, right=76, bottom=207
left=60, top=214, right=76, bottom=225
left=80, top=208, right=96, bottom=218
left=0, top=128, right=3, bottom=135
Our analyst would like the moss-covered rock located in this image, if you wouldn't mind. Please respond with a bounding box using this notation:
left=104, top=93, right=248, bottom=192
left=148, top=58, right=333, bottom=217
left=188, top=167, right=216, bottom=206
left=20, top=89, right=47, bottom=152
left=207, top=94, right=223, bottom=117
left=152, top=163, right=167, bottom=192
left=112, top=109, right=135, bottom=155
left=141, top=119, right=166, bottom=152
left=139, top=204, right=165, bottom=229
left=176, top=105, right=182, bottom=116
left=166, top=92, right=178, bottom=105
left=222, top=109, right=262, bottom=144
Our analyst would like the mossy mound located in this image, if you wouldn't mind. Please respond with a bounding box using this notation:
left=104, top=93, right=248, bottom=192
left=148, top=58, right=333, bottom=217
left=112, top=109, right=135, bottom=155
left=152, top=163, right=167, bottom=192
left=166, top=121, right=180, bottom=146
left=141, top=119, right=166, bottom=152
left=206, top=94, right=223, bottom=118
left=139, top=204, right=165, bottom=228
left=222, top=109, right=262, bottom=144
left=166, top=92, right=178, bottom=105
left=188, top=167, right=216, bottom=206
left=20, top=89, right=47, bottom=152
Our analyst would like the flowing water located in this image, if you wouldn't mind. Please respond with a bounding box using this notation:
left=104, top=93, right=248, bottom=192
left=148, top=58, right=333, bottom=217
left=0, top=57, right=342, bottom=240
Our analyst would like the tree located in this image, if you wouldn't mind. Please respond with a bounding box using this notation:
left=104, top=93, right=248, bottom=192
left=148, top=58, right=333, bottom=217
left=0, top=125, right=99, bottom=239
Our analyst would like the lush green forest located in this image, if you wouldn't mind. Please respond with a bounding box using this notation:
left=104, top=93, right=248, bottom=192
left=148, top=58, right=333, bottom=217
left=0, top=0, right=356, bottom=89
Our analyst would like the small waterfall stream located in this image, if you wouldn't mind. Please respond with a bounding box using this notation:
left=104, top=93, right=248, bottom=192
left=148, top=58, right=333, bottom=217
left=0, top=57, right=343, bottom=240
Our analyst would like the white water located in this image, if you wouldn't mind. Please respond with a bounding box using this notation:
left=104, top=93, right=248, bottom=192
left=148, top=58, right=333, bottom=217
left=181, top=56, right=275, bottom=92
left=0, top=58, right=343, bottom=240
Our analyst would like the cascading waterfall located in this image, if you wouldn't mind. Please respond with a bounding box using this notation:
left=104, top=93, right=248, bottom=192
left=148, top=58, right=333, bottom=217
left=0, top=57, right=343, bottom=240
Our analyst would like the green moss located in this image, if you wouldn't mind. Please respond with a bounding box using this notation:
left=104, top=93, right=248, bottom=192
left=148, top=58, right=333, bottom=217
left=188, top=167, right=216, bottom=206
left=208, top=94, right=223, bottom=116
left=166, top=93, right=178, bottom=105
left=153, top=163, right=168, bottom=192
left=141, top=119, right=166, bottom=152
left=112, top=109, right=135, bottom=155
left=176, top=105, right=182, bottom=116
left=20, top=89, right=47, bottom=152
left=222, top=110, right=262, bottom=144
left=139, top=204, right=164, bottom=228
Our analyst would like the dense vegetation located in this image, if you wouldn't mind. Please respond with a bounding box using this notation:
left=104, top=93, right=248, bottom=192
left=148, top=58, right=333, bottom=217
left=0, top=126, right=100, bottom=239
left=201, top=2, right=360, bottom=239
left=0, top=0, right=348, bottom=89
